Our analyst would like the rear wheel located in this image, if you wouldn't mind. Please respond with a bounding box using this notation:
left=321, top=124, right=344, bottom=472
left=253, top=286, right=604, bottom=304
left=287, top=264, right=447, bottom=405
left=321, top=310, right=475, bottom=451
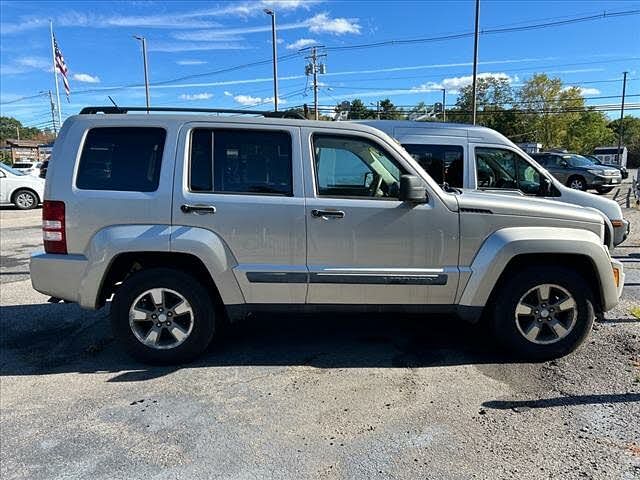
left=595, top=186, right=614, bottom=194
left=13, top=189, right=38, bottom=210
left=567, top=176, right=587, bottom=191
left=490, top=266, right=595, bottom=360
left=111, top=268, right=216, bottom=364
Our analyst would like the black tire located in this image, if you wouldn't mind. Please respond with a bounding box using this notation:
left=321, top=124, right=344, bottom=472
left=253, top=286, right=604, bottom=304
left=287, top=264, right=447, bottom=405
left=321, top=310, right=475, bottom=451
left=566, top=176, right=587, bottom=191
left=12, top=189, right=39, bottom=210
left=595, top=186, right=614, bottom=194
left=490, top=266, right=595, bottom=361
left=111, top=267, right=216, bottom=364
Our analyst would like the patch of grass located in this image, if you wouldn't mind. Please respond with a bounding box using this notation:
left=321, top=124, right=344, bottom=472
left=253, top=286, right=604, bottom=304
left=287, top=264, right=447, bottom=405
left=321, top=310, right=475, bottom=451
left=631, top=307, right=640, bottom=319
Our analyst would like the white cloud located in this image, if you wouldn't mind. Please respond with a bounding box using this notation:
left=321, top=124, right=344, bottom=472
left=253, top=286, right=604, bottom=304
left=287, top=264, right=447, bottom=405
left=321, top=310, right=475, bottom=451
left=224, top=91, right=233, bottom=96
left=563, top=86, right=601, bottom=96
left=1, top=56, right=51, bottom=74
left=308, top=13, right=360, bottom=35
left=73, top=73, right=100, bottom=83
left=180, top=92, right=214, bottom=101
left=411, top=72, right=514, bottom=93
left=286, top=38, right=318, bottom=50
left=176, top=60, right=208, bottom=66
left=233, top=94, right=287, bottom=106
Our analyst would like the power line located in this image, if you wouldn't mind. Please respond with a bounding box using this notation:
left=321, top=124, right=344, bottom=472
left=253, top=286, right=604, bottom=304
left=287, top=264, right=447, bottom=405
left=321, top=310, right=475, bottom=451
left=323, top=9, right=640, bottom=53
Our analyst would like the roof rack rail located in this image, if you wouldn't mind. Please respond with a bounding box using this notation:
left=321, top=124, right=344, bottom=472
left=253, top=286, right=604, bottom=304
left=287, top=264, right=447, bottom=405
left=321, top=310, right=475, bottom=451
left=79, top=106, right=306, bottom=119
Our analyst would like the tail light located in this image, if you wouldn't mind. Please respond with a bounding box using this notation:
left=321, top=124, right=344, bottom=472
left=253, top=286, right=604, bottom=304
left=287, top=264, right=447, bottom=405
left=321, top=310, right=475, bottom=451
left=43, top=200, right=67, bottom=254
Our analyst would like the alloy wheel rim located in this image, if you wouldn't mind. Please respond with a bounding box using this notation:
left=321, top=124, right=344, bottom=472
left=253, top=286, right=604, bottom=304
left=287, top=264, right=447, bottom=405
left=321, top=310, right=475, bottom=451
left=129, top=288, right=194, bottom=350
left=514, top=283, right=578, bottom=345
left=570, top=179, right=583, bottom=189
left=16, top=192, right=34, bottom=208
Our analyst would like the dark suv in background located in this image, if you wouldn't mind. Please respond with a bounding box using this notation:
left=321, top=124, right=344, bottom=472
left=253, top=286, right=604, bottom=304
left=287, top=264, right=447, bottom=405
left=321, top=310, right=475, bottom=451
left=583, top=154, right=629, bottom=180
left=530, top=152, right=622, bottom=194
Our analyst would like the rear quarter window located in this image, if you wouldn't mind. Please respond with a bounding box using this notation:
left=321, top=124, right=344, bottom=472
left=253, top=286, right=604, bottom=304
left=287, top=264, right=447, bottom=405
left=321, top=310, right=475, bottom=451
left=76, top=127, right=166, bottom=192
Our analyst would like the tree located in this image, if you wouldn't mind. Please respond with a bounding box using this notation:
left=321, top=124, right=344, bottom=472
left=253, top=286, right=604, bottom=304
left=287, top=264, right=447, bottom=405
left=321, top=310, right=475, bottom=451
left=336, top=98, right=374, bottom=120
left=379, top=98, right=403, bottom=120
left=565, top=110, right=614, bottom=154
left=608, top=115, right=640, bottom=167
left=452, top=76, right=522, bottom=137
left=517, top=74, right=583, bottom=149
left=0, top=116, right=41, bottom=143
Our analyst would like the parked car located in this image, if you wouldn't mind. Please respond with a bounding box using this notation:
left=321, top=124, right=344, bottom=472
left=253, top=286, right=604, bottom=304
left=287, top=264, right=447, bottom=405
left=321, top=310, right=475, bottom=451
left=356, top=121, right=629, bottom=248
left=0, top=163, right=45, bottom=209
left=12, top=161, right=42, bottom=177
left=31, top=108, right=624, bottom=364
left=583, top=154, right=628, bottom=180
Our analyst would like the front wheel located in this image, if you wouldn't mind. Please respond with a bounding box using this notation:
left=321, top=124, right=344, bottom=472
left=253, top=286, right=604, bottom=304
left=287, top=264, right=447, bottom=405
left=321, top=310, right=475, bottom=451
left=567, top=176, right=587, bottom=191
left=111, top=268, right=217, bottom=364
left=490, top=266, right=595, bottom=360
left=595, top=186, right=614, bottom=194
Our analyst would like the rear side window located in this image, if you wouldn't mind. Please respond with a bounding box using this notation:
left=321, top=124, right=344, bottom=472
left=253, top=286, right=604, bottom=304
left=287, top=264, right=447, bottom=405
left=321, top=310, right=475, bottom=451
left=189, top=129, right=292, bottom=195
left=76, top=127, right=166, bottom=192
left=402, top=144, right=464, bottom=187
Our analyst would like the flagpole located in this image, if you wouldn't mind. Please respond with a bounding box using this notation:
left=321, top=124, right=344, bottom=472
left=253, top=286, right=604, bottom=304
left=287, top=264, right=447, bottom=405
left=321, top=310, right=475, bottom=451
left=49, top=20, right=62, bottom=127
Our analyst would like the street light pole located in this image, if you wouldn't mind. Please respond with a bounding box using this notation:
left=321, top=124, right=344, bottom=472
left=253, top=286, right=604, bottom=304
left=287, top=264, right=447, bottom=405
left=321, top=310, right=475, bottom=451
left=264, top=9, right=279, bottom=112
left=134, top=35, right=151, bottom=112
left=471, top=0, right=480, bottom=125
left=441, top=88, right=446, bottom=122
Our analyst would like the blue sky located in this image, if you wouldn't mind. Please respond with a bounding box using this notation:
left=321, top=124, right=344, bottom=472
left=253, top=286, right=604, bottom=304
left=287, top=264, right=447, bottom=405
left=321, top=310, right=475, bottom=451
left=1, top=0, right=639, bottom=128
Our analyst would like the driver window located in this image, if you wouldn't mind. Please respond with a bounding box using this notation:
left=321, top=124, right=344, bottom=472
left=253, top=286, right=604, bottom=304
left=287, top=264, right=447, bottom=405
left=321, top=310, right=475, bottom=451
left=313, top=135, right=407, bottom=198
left=476, top=147, right=541, bottom=194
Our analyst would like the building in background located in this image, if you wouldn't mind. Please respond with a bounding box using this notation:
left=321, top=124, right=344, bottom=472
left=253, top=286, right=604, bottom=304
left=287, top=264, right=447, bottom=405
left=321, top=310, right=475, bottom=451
left=516, top=142, right=543, bottom=154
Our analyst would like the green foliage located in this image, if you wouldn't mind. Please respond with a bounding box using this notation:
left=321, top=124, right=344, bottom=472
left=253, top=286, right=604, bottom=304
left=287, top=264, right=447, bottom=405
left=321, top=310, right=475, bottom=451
left=608, top=116, right=640, bottom=167
left=0, top=116, right=41, bottom=143
left=378, top=98, right=403, bottom=120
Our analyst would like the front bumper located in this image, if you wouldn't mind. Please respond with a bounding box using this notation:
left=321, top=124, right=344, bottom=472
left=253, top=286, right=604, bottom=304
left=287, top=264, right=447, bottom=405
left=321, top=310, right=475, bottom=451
left=612, top=219, right=630, bottom=247
left=591, top=175, right=623, bottom=186
left=611, top=258, right=625, bottom=301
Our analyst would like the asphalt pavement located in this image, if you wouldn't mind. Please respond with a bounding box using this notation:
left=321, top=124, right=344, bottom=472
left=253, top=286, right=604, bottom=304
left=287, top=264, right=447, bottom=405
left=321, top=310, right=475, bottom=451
left=1, top=180, right=639, bottom=480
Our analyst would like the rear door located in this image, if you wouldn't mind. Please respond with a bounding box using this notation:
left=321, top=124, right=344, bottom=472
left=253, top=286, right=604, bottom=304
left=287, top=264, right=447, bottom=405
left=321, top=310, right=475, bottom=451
left=173, top=122, right=307, bottom=305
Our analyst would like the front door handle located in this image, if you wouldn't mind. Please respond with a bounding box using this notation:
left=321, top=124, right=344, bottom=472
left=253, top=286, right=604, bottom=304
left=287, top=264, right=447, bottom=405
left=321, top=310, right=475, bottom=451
left=311, top=209, right=345, bottom=219
left=181, top=204, right=216, bottom=214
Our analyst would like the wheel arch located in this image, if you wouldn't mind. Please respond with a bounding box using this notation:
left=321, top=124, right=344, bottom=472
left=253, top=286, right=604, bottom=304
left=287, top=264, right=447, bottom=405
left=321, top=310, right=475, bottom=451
left=457, top=227, right=615, bottom=315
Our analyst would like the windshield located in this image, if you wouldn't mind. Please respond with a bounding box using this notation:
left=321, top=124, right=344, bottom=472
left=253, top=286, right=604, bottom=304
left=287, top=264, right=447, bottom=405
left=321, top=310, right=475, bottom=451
left=0, top=163, right=26, bottom=176
left=566, top=155, right=595, bottom=168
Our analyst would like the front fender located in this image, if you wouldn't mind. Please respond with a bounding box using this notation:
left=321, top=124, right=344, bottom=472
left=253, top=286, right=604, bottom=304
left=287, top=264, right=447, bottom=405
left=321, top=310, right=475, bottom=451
left=457, top=227, right=618, bottom=311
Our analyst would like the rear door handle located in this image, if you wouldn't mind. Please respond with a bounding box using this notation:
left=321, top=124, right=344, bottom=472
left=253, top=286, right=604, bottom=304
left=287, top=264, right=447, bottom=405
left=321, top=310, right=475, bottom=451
left=311, top=209, right=345, bottom=219
left=181, top=204, right=216, bottom=214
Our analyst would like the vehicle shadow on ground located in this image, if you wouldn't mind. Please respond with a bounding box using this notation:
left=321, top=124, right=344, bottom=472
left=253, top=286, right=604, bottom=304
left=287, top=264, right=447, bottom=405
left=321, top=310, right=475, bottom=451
left=0, top=302, right=528, bottom=380
left=482, top=393, right=640, bottom=410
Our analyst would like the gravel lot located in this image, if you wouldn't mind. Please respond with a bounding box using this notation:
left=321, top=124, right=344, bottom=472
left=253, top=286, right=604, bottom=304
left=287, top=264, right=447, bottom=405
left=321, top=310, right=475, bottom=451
left=1, top=178, right=639, bottom=480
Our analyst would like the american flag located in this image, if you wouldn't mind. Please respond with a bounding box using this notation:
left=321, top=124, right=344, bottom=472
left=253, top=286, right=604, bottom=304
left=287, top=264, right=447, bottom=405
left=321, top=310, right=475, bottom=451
left=53, top=35, right=70, bottom=100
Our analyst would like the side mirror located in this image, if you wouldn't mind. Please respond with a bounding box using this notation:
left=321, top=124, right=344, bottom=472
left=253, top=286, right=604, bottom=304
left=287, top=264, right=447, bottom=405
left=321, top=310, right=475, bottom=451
left=399, top=174, right=427, bottom=203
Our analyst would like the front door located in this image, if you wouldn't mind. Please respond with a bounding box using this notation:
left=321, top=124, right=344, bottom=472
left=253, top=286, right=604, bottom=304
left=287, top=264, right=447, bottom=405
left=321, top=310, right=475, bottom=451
left=303, top=130, right=460, bottom=305
left=173, top=123, right=307, bottom=305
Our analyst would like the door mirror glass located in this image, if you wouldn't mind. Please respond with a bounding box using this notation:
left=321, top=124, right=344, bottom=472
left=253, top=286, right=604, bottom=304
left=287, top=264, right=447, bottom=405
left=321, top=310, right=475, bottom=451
left=399, top=175, right=427, bottom=203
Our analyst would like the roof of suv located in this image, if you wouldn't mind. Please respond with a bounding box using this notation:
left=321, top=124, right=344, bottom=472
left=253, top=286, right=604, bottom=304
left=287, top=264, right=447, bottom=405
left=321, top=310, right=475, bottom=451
left=352, top=119, right=511, bottom=144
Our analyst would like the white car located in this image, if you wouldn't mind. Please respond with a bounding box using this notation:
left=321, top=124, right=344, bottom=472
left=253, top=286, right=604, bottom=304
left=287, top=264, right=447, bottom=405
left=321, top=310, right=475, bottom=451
left=0, top=163, right=45, bottom=209
left=12, top=161, right=42, bottom=177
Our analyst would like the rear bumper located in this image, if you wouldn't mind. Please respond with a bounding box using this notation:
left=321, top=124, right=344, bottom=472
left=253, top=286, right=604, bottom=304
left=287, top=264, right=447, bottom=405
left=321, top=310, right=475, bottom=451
left=30, top=253, right=89, bottom=305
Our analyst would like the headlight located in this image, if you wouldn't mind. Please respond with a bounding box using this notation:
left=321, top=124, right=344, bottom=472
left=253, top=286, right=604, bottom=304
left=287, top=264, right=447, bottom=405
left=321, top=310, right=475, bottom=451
left=587, top=169, right=603, bottom=175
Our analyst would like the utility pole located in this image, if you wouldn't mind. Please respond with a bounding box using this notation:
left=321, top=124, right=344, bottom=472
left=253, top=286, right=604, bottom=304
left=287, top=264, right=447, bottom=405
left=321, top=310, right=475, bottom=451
left=305, top=46, right=326, bottom=120
left=441, top=88, right=446, bottom=122
left=264, top=9, right=279, bottom=111
left=471, top=0, right=480, bottom=125
left=16, top=125, right=20, bottom=140
left=376, top=101, right=380, bottom=120
left=134, top=36, right=151, bottom=112
left=48, top=90, right=57, bottom=136
left=616, top=71, right=628, bottom=164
